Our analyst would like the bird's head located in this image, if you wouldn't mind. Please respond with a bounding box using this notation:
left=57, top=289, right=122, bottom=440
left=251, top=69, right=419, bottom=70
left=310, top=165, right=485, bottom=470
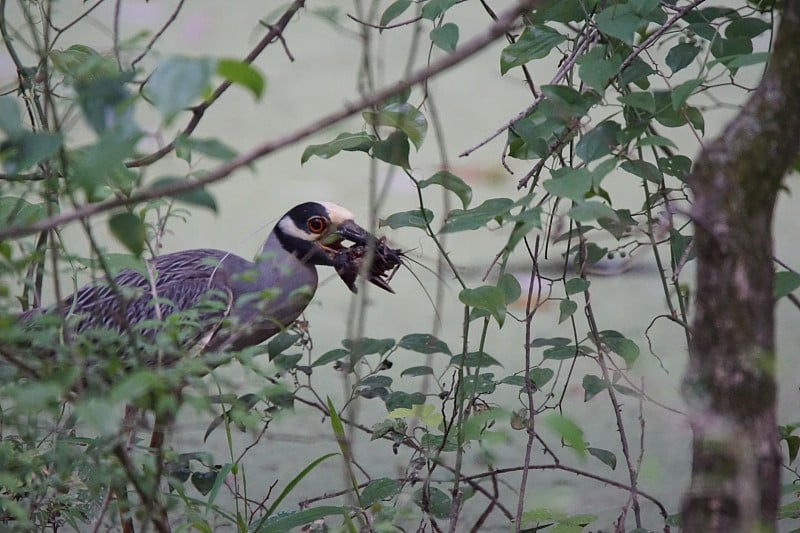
left=274, top=201, right=371, bottom=267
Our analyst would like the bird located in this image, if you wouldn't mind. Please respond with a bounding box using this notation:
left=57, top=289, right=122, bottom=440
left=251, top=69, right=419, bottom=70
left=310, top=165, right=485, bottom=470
left=16, top=201, right=399, bottom=373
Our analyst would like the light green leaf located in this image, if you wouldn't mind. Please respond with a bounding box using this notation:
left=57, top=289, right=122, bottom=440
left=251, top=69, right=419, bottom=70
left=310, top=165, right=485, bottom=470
left=380, top=208, right=433, bottom=230
left=545, top=414, right=586, bottom=457
left=145, top=56, right=213, bottom=122
left=258, top=506, right=345, bottom=533
left=441, top=198, right=514, bottom=233
left=0, top=96, right=23, bottom=135
left=364, top=102, right=427, bottom=149
left=419, top=170, right=473, bottom=208
left=216, top=58, right=265, bottom=99
left=543, top=167, right=592, bottom=202
left=500, top=25, right=565, bottom=75
left=301, top=131, right=375, bottom=164
left=388, top=403, right=443, bottom=427
left=618, top=91, right=655, bottom=114
left=567, top=201, right=619, bottom=222
left=412, top=487, right=451, bottom=519
left=421, top=0, right=457, bottom=20
left=671, top=78, right=703, bottom=110
left=380, top=0, right=411, bottom=27
left=775, top=271, right=800, bottom=299
left=175, top=135, right=237, bottom=163
left=459, top=285, right=507, bottom=326
left=150, top=176, right=218, bottom=212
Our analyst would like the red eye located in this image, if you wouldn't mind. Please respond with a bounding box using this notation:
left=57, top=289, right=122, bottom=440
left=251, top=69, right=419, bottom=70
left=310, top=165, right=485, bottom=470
left=307, top=216, right=328, bottom=234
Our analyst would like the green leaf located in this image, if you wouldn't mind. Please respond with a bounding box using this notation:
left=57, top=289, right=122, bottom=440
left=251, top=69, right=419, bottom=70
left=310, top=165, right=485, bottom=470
left=343, top=337, right=395, bottom=357
left=601, top=330, right=640, bottom=367
left=419, top=170, right=473, bottom=208
left=371, top=130, right=410, bottom=168
left=620, top=159, right=663, bottom=184
left=431, top=23, right=459, bottom=52
left=398, top=333, right=451, bottom=354
left=459, top=285, right=507, bottom=326
left=666, top=43, right=701, bottom=73
left=264, top=453, right=338, bottom=517
left=363, top=102, right=427, bottom=149
left=451, top=351, right=502, bottom=367
left=595, top=4, right=644, bottom=45
left=216, top=58, right=264, bottom=99
left=190, top=471, right=218, bottom=496
left=530, top=367, right=555, bottom=388
left=0, top=197, right=46, bottom=231
left=582, top=374, right=608, bottom=401
left=659, top=154, right=692, bottom=180
left=500, top=25, right=565, bottom=75
left=565, top=277, right=590, bottom=295
left=576, top=121, right=620, bottom=162
left=361, top=478, right=402, bottom=508
left=567, top=201, right=619, bottom=223
left=380, top=209, right=433, bottom=230
left=577, top=46, right=622, bottom=92
left=775, top=271, right=800, bottom=299
left=266, top=332, right=299, bottom=359
left=545, top=414, right=586, bottom=457
left=1, top=131, right=63, bottom=174
left=637, top=135, right=678, bottom=149
left=0, top=96, right=23, bottom=136
left=145, top=56, right=213, bottom=122
left=49, top=44, right=119, bottom=83
left=301, top=131, right=375, bottom=164
left=441, top=198, right=514, bottom=233
left=380, top=0, right=411, bottom=27
left=558, top=299, right=578, bottom=324
left=311, top=348, right=348, bottom=367
left=203, top=463, right=234, bottom=515
left=401, top=365, right=434, bottom=377
left=543, top=167, right=592, bottom=202
left=413, top=487, right=451, bottom=519
left=498, top=272, right=522, bottom=305
left=388, top=403, right=443, bottom=427
left=109, top=211, right=146, bottom=256
left=257, top=506, right=345, bottom=533
left=150, top=176, right=218, bottom=212
left=671, top=78, right=703, bottom=110
left=175, top=135, right=237, bottom=163
left=421, top=0, right=457, bottom=20
left=618, top=91, right=655, bottom=114
left=543, top=345, right=578, bottom=360
left=75, top=398, right=118, bottom=435
left=588, top=447, right=617, bottom=470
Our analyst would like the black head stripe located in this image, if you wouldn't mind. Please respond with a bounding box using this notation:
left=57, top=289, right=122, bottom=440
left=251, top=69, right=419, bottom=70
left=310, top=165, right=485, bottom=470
left=285, top=202, right=331, bottom=229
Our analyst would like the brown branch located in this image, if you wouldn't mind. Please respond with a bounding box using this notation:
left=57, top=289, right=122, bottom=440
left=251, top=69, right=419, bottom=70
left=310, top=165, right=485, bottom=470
left=0, top=0, right=538, bottom=242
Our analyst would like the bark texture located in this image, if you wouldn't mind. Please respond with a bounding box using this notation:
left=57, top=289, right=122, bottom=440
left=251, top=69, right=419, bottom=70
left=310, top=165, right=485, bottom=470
left=682, top=2, right=800, bottom=531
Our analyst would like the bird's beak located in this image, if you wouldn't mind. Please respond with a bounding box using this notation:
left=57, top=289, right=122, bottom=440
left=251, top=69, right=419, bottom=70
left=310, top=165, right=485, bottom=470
left=334, top=220, right=370, bottom=245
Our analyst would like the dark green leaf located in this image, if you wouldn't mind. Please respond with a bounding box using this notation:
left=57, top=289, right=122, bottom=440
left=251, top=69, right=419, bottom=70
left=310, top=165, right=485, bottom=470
left=775, top=271, right=800, bottom=299
left=723, top=51, right=769, bottom=68
left=543, top=345, right=578, bottom=360
left=567, top=201, right=619, bottom=223
left=666, top=43, right=701, bottom=73
left=258, top=506, right=344, bottom=533
left=671, top=78, right=703, bottom=110
left=380, top=209, right=433, bottom=230
left=545, top=414, right=586, bottom=457
left=576, top=121, right=620, bottom=162
left=371, top=130, right=410, bottom=168
left=419, top=170, right=473, bottom=208
left=312, top=348, right=348, bottom=367
left=541, top=84, right=595, bottom=118
left=543, top=167, right=592, bottom=202
left=582, top=374, right=608, bottom=401
left=638, top=135, right=678, bottom=149
left=380, top=0, right=411, bottom=27
left=459, top=285, right=507, bottom=326
left=726, top=17, right=771, bottom=39
left=145, top=56, right=213, bottom=122
left=216, top=58, right=264, bottom=99
left=401, top=366, right=434, bottom=377
left=601, top=330, right=640, bottom=367
left=150, top=176, right=218, bottom=212
left=659, top=154, right=692, bottom=180
left=398, top=333, right=451, bottom=354
left=109, top=212, right=146, bottom=256
left=363, top=102, right=427, bottom=149
left=565, top=277, right=590, bottom=295
left=431, top=23, right=459, bottom=52
left=559, top=299, right=578, bottom=324
left=441, top=198, right=514, bottom=233
left=301, top=131, right=375, bottom=164
left=785, top=435, right=800, bottom=464
left=618, top=91, right=655, bottom=114
left=621, top=159, right=663, bottom=184
left=531, top=337, right=570, bottom=348
left=588, top=447, right=617, bottom=470
left=384, top=391, right=425, bottom=411
left=190, top=471, right=218, bottom=496
left=450, top=351, right=502, bottom=368
left=500, top=25, right=565, bottom=75
left=267, top=332, right=299, bottom=359
left=264, top=453, right=338, bottom=518
left=413, top=487, right=451, bottom=519
left=1, top=132, right=63, bottom=174
left=421, top=0, right=457, bottom=20
left=361, top=478, right=402, bottom=508
left=343, top=337, right=396, bottom=363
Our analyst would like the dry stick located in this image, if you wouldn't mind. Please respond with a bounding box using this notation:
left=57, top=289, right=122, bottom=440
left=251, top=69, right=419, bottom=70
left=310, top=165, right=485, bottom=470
left=1, top=0, right=537, bottom=242
left=127, top=0, right=306, bottom=169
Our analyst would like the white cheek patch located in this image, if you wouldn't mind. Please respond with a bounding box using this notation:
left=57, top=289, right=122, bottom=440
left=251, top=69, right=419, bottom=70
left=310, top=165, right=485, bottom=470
left=317, top=201, right=355, bottom=226
left=278, top=216, right=317, bottom=241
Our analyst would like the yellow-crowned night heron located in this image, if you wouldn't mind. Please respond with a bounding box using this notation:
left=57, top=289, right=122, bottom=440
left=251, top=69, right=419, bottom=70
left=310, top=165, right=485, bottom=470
left=26, top=201, right=393, bottom=357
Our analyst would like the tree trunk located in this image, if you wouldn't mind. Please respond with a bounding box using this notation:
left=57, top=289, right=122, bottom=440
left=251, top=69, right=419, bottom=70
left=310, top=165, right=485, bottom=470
left=682, top=3, right=800, bottom=531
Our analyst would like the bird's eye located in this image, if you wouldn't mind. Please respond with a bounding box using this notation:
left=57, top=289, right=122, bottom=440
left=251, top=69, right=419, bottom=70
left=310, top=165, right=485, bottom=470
left=307, top=216, right=328, bottom=234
